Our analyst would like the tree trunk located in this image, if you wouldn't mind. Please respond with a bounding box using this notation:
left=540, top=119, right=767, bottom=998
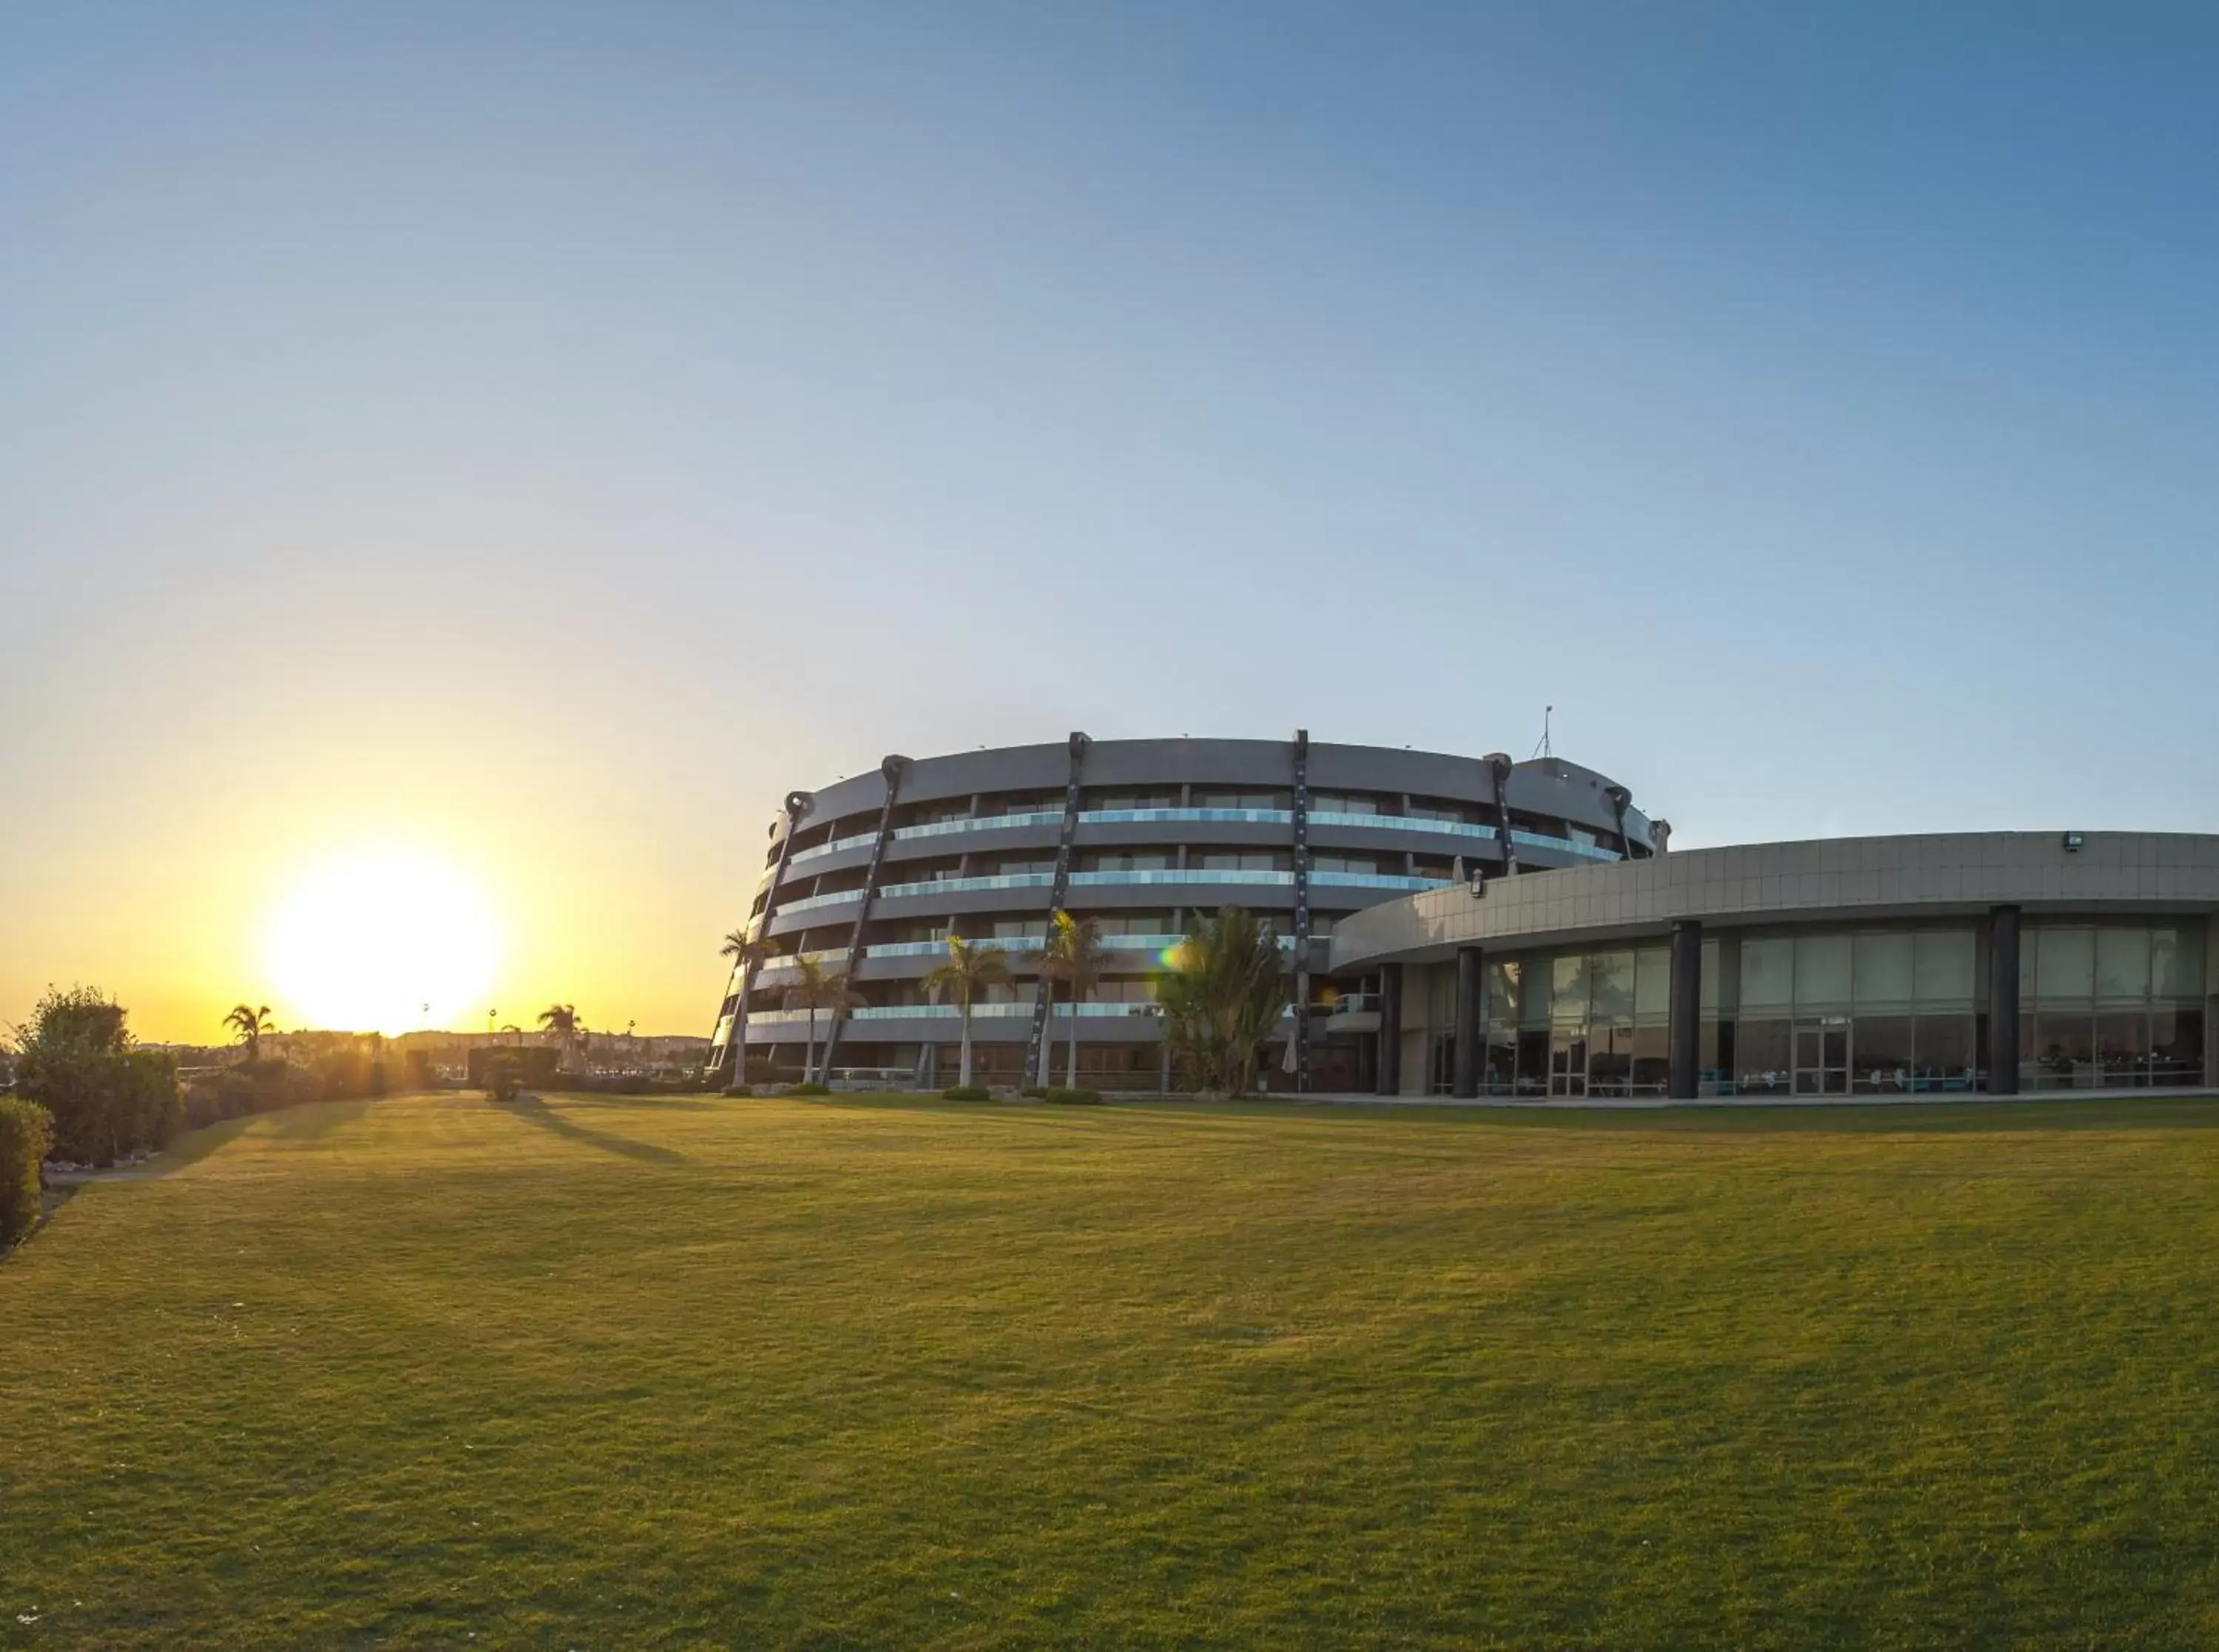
left=958, top=1003, right=973, bottom=1089
left=1066, top=998, right=1081, bottom=1089
left=804, top=1011, right=817, bottom=1085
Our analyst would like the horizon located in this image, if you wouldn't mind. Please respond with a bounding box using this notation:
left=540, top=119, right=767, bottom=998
left=7, top=3, right=2218, bottom=1043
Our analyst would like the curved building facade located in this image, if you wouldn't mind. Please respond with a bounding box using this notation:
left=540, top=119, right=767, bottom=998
left=709, top=734, right=1660, bottom=1090
left=1328, top=830, right=2219, bottom=1099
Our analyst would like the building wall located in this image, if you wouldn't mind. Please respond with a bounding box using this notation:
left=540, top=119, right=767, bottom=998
left=710, top=734, right=1658, bottom=1085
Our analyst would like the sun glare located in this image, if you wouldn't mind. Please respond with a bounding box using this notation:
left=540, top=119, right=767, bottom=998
left=267, top=850, right=500, bottom=1034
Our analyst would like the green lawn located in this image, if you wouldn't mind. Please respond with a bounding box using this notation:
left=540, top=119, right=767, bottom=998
left=7, top=1091, right=2219, bottom=1648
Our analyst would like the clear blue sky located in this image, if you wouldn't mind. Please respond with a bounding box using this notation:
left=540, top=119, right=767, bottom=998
left=4, top=3, right=2217, bottom=1033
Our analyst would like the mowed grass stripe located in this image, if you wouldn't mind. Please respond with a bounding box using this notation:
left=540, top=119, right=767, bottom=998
left=4, top=1092, right=2219, bottom=1648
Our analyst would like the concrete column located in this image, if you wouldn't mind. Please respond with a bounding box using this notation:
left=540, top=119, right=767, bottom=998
left=1669, top=919, right=1702, bottom=1100
left=1453, top=947, right=1483, bottom=1098
left=1988, top=905, right=2022, bottom=1096
left=1376, top=964, right=1403, bottom=1096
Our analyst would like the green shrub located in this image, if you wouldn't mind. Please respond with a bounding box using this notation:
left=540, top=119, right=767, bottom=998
left=1019, top=1083, right=1050, bottom=1100
left=721, top=1083, right=754, bottom=1097
left=1044, top=1086, right=1104, bottom=1106
left=13, top=988, right=178, bottom=1165
left=940, top=1085, right=990, bottom=1101
left=0, top=1097, right=52, bottom=1248
left=786, top=1081, right=832, bottom=1097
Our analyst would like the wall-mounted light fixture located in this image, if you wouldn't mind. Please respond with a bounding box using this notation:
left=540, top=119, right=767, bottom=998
left=2062, top=831, right=2085, bottom=852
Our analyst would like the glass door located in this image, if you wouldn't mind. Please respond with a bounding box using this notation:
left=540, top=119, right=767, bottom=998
left=1548, top=1030, right=1587, bottom=1097
left=1793, top=1020, right=1850, bottom=1095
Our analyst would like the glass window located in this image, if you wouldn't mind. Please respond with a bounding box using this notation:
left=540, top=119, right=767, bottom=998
left=2153, top=927, right=2206, bottom=1000
left=2093, top=1012, right=2150, bottom=1085
left=1408, top=798, right=1473, bottom=824
left=1519, top=958, right=1551, bottom=1027
left=1484, top=1031, right=1518, bottom=1095
left=1912, top=1015, right=1975, bottom=1091
left=1741, top=938, right=1794, bottom=1012
left=1854, top=932, right=1915, bottom=1009
left=1796, top=934, right=1853, bottom=1012
left=1852, top=1016, right=1914, bottom=1094
left=1195, top=789, right=1290, bottom=810
left=1698, top=938, right=1722, bottom=1015
left=1736, top=1019, right=1791, bottom=1095
left=1550, top=954, right=1591, bottom=1025
left=1514, top=1028, right=1550, bottom=1096
left=1635, top=947, right=1672, bottom=1024
left=1587, top=1025, right=1632, bottom=1096
left=1309, top=792, right=1380, bottom=816
left=1311, top=853, right=1382, bottom=876
left=1915, top=930, right=1977, bottom=1009
left=1710, top=935, right=1739, bottom=1017
left=2035, top=929, right=2095, bottom=1006
left=1631, top=1024, right=1669, bottom=1094
left=2095, top=929, right=2152, bottom=1004
left=1198, top=851, right=1283, bottom=872
left=1115, top=853, right=1180, bottom=873
left=2028, top=1012, right=2095, bottom=1089
left=1590, top=951, right=1636, bottom=1023
left=2152, top=1008, right=2205, bottom=1086
left=1485, top=959, right=1522, bottom=1029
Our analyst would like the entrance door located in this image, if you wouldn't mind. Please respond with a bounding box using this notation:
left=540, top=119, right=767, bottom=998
left=1793, top=1020, right=1850, bottom=1095
left=1549, top=1031, right=1587, bottom=1098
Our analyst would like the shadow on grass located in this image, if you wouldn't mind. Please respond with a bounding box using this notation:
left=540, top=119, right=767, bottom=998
left=496, top=1094, right=690, bottom=1165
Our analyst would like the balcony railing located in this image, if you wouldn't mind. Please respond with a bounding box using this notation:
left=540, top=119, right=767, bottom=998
left=773, top=867, right=1455, bottom=917
left=781, top=806, right=1624, bottom=866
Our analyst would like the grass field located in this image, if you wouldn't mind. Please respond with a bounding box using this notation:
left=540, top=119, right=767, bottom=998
left=7, top=1091, right=2219, bottom=1648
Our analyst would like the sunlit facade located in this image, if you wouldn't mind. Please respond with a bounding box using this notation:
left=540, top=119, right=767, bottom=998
left=1331, top=833, right=2219, bottom=1098
left=707, top=734, right=1659, bottom=1089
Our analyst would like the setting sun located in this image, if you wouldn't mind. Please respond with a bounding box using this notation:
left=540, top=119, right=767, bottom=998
left=266, top=849, right=500, bottom=1034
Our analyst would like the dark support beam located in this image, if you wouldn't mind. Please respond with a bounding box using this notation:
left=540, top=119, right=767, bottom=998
left=1668, top=919, right=1702, bottom=1100
left=815, top=757, right=909, bottom=1081
left=1024, top=731, right=1090, bottom=1086
left=1988, top=904, right=2022, bottom=1096
left=712, top=788, right=812, bottom=1077
left=1452, top=947, right=1482, bottom=1099
left=1376, top=964, right=1403, bottom=1097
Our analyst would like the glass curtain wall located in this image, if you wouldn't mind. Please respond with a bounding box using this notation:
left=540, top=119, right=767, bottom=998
left=1478, top=944, right=1672, bottom=1097
left=1482, top=927, right=1987, bottom=1100
left=2019, top=924, right=2205, bottom=1089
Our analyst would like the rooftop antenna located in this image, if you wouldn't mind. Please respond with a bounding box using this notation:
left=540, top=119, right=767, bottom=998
left=1530, top=705, right=1553, bottom=761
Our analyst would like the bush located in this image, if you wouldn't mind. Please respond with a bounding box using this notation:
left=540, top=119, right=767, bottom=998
left=1019, top=1083, right=1050, bottom=1100
left=786, top=1082, right=831, bottom=1097
left=721, top=1083, right=754, bottom=1097
left=0, top=1097, right=52, bottom=1248
left=940, top=1085, right=990, bottom=1101
left=1044, top=1086, right=1104, bottom=1106
left=13, top=987, right=178, bottom=1165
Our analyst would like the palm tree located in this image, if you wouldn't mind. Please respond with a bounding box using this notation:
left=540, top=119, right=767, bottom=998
left=1038, top=910, right=1110, bottom=1089
left=719, top=926, right=778, bottom=1080
left=224, top=1003, right=274, bottom=1063
left=922, top=935, right=1011, bottom=1090
left=537, top=1003, right=581, bottom=1071
left=1152, top=907, right=1287, bottom=1097
left=782, top=957, right=860, bottom=1084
